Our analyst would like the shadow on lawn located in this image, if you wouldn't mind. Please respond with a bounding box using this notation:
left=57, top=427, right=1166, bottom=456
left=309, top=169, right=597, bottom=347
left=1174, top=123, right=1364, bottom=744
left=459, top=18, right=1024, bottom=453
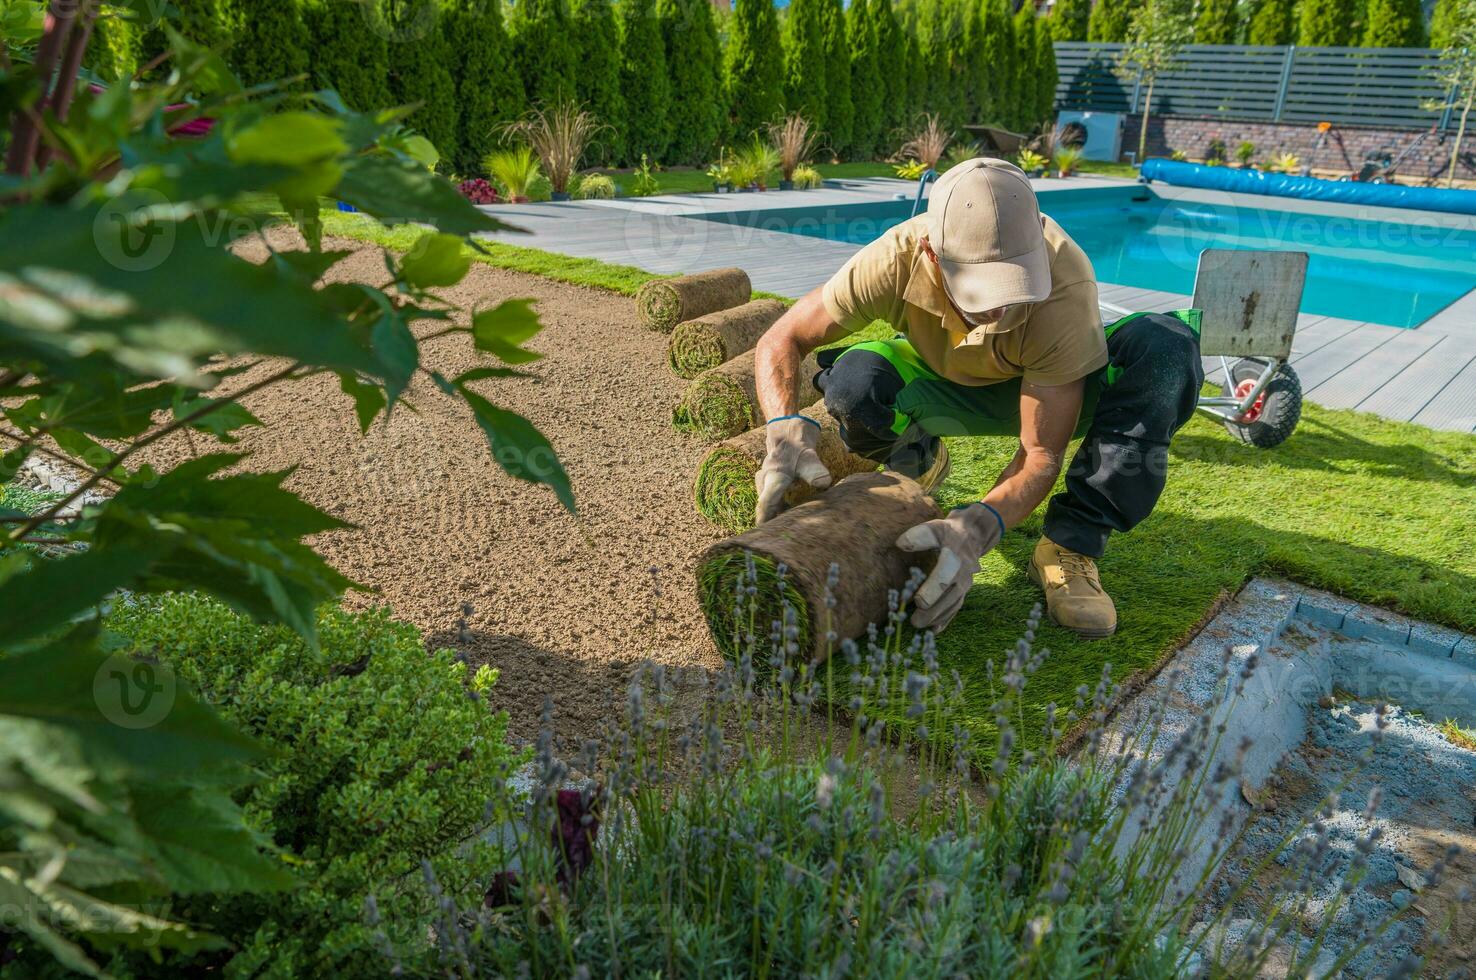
left=1171, top=414, right=1476, bottom=488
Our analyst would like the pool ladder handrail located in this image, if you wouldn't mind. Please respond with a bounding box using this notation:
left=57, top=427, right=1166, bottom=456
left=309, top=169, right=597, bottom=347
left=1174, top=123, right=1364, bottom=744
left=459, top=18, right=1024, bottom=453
left=910, top=169, right=938, bottom=218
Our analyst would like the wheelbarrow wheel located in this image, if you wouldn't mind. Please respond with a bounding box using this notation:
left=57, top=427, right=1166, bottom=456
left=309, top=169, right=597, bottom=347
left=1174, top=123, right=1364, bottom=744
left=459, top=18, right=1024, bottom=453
left=1220, top=358, right=1302, bottom=448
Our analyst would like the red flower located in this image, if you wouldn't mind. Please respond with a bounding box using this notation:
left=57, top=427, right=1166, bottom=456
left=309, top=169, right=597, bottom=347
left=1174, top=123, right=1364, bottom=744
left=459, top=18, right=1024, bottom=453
left=484, top=787, right=601, bottom=908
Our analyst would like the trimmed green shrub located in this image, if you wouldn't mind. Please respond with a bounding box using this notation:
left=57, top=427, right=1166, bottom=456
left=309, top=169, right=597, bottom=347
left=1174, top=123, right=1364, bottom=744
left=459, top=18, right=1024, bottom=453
left=724, top=0, right=785, bottom=141
left=1050, top=0, right=1091, bottom=42
left=384, top=0, right=459, bottom=165
left=231, top=0, right=309, bottom=87
left=1432, top=0, right=1462, bottom=48
left=980, top=0, right=1016, bottom=126
left=1362, top=0, right=1426, bottom=46
left=1012, top=4, right=1041, bottom=132
left=1035, top=14, right=1059, bottom=130
left=1194, top=0, right=1240, bottom=43
left=783, top=0, right=829, bottom=134
left=510, top=0, right=578, bottom=109
left=574, top=171, right=618, bottom=198
left=1088, top=0, right=1134, bottom=42
left=97, top=595, right=521, bottom=978
left=821, top=0, right=853, bottom=157
left=1298, top=0, right=1355, bottom=45
left=846, top=0, right=883, bottom=159
left=659, top=0, right=724, bottom=166
left=903, top=32, right=928, bottom=131
left=618, top=0, right=671, bottom=163
left=83, top=8, right=142, bottom=81
left=444, top=0, right=526, bottom=176
left=572, top=0, right=627, bottom=165
left=1248, top=0, right=1300, bottom=45
left=302, top=0, right=392, bottom=112
left=870, top=0, right=908, bottom=150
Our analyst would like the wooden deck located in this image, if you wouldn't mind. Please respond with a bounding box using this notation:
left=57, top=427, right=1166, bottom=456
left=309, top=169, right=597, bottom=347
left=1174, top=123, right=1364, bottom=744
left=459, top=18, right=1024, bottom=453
left=477, top=176, right=1476, bottom=433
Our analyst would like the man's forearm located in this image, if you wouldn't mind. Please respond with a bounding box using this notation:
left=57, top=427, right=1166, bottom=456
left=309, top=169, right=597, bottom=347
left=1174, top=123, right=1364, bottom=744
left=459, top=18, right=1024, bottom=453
left=983, top=446, right=1063, bottom=528
left=754, top=290, right=829, bottom=420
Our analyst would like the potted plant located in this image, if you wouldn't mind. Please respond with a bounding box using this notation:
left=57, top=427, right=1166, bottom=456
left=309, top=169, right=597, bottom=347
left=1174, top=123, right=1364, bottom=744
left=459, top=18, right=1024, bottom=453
left=791, top=164, right=823, bottom=189
left=1205, top=138, right=1227, bottom=166
left=733, top=138, right=778, bottom=191
left=1235, top=140, right=1256, bottom=169
left=893, top=159, right=928, bottom=179
left=482, top=146, right=542, bottom=203
left=767, top=113, right=821, bottom=191
left=1016, top=148, right=1049, bottom=178
left=573, top=172, right=616, bottom=199
left=502, top=102, right=604, bottom=202
left=457, top=177, right=501, bottom=204
left=896, top=113, right=950, bottom=173
left=1267, top=151, right=1300, bottom=174
left=629, top=154, right=662, bottom=197
left=706, top=148, right=733, bottom=193
left=1052, top=146, right=1084, bottom=178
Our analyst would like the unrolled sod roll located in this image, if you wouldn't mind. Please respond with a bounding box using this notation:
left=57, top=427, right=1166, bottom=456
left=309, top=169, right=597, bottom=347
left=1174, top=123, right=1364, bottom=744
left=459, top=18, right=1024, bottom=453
left=696, top=471, right=939, bottom=664
left=667, top=299, right=787, bottom=378
left=674, top=348, right=822, bottom=442
left=693, top=401, right=877, bottom=534
left=635, top=268, right=752, bottom=333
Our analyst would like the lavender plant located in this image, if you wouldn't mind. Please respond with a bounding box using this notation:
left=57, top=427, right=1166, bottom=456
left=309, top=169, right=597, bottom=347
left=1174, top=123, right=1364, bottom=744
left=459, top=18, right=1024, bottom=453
left=375, top=562, right=1457, bottom=977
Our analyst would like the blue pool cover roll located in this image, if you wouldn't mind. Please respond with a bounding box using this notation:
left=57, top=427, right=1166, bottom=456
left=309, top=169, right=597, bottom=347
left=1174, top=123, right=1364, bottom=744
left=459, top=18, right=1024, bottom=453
left=1139, top=158, right=1476, bottom=217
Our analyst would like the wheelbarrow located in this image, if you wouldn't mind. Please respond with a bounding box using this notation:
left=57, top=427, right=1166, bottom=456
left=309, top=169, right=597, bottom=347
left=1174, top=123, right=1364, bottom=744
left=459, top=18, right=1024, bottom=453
left=1101, top=249, right=1309, bottom=449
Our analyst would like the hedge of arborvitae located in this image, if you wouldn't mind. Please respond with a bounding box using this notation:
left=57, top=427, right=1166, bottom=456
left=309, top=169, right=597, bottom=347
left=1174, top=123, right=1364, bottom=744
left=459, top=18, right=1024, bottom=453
left=98, top=0, right=1060, bottom=172
left=1249, top=0, right=1300, bottom=45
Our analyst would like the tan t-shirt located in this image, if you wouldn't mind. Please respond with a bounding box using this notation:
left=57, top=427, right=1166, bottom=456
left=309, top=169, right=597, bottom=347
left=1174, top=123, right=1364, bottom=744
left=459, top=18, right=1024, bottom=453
left=821, top=214, right=1107, bottom=387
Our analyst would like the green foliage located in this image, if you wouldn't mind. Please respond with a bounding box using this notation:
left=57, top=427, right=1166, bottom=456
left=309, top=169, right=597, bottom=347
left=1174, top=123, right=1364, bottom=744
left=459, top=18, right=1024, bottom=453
left=572, top=0, right=627, bottom=165
left=1035, top=15, right=1059, bottom=130
left=821, top=0, right=853, bottom=157
left=731, top=136, right=780, bottom=187
left=1431, top=0, right=1464, bottom=47
left=791, top=163, right=823, bottom=188
left=1012, top=5, right=1041, bottom=133
left=783, top=0, right=829, bottom=134
left=980, top=0, right=1016, bottom=127
left=846, top=0, right=884, bottom=159
left=302, top=0, right=392, bottom=112
left=383, top=0, right=460, bottom=166
left=1298, top=0, right=1355, bottom=45
left=1194, top=0, right=1240, bottom=43
left=658, top=0, right=724, bottom=166
left=1117, top=0, right=1195, bottom=158
left=510, top=0, right=578, bottom=109
left=618, top=0, right=672, bottom=163
left=445, top=0, right=527, bottom=176
left=1248, top=0, right=1300, bottom=45
left=629, top=153, right=663, bottom=195
left=82, top=7, right=141, bottom=81
left=1088, top=0, right=1134, bottom=41
left=62, top=596, right=521, bottom=978
left=484, top=145, right=544, bottom=199
left=1362, top=0, right=1426, bottom=46
left=870, top=0, right=909, bottom=148
left=1050, top=0, right=1091, bottom=41
left=724, top=0, right=785, bottom=140
left=574, top=171, right=618, bottom=198
left=230, top=0, right=308, bottom=87
left=0, top=18, right=569, bottom=973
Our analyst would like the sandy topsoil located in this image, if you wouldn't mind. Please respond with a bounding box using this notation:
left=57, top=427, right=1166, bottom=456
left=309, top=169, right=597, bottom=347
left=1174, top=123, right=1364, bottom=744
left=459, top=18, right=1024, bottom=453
left=155, top=230, right=732, bottom=746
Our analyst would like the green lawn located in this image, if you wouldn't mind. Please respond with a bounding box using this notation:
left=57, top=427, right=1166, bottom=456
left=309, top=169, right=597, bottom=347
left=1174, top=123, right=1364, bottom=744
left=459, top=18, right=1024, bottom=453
left=322, top=212, right=1476, bottom=747
left=583, top=161, right=900, bottom=196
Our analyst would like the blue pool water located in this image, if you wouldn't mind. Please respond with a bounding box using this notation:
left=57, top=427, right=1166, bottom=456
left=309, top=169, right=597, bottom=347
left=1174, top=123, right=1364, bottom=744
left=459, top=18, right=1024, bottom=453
left=698, top=188, right=1476, bottom=328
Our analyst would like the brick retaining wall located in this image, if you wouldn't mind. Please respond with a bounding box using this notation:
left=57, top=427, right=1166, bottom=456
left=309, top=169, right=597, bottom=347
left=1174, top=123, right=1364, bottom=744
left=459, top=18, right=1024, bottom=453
left=1122, top=114, right=1476, bottom=182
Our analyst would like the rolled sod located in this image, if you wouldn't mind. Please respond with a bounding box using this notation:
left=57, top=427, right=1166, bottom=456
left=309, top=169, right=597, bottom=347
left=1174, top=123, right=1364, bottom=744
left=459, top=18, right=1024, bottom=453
left=693, top=401, right=878, bottom=534
left=635, top=268, right=752, bottom=333
left=696, top=471, right=939, bottom=663
left=674, top=348, right=822, bottom=442
left=667, top=299, right=788, bottom=378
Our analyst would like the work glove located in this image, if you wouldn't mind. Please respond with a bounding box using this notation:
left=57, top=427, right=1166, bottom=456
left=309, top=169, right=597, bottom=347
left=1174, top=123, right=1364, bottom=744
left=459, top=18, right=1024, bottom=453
left=754, top=415, right=834, bottom=525
left=895, top=502, right=1006, bottom=632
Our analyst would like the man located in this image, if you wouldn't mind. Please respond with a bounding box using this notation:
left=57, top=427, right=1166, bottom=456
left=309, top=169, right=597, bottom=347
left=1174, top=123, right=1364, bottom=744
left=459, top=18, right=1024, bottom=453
left=752, top=158, right=1203, bottom=637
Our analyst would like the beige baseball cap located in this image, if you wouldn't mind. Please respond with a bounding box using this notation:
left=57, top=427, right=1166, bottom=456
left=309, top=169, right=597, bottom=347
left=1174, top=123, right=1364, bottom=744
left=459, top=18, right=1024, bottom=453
left=925, top=157, right=1050, bottom=314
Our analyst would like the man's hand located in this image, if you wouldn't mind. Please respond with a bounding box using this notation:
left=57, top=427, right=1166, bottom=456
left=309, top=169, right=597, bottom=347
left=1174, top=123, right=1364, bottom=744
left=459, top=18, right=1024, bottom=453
left=754, top=417, right=833, bottom=524
left=895, top=503, right=1005, bottom=632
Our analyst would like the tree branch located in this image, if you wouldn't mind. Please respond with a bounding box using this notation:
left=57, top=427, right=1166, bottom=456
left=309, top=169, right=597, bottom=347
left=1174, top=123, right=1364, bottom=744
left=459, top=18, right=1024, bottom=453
left=4, top=0, right=78, bottom=177
left=0, top=428, right=124, bottom=488
left=7, top=363, right=316, bottom=541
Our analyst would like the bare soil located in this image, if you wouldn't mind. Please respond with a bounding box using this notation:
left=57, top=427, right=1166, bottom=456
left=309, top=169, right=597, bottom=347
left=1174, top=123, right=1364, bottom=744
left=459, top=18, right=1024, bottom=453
left=153, top=230, right=731, bottom=747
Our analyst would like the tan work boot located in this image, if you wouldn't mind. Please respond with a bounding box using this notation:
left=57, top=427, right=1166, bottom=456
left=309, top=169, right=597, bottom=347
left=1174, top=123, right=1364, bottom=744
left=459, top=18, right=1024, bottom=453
left=914, top=440, right=951, bottom=496
left=1027, top=536, right=1118, bottom=638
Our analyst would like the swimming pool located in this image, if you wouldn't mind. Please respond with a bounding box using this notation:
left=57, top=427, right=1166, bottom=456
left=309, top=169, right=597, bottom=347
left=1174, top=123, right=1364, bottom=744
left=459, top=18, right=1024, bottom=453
left=694, top=187, right=1476, bottom=328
